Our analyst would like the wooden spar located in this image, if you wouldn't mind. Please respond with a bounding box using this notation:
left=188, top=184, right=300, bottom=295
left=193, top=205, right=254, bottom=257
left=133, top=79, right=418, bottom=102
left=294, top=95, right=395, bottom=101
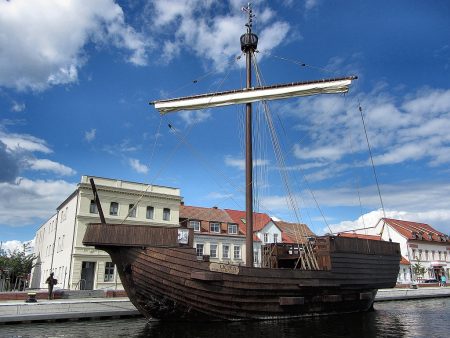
left=89, top=178, right=106, bottom=224
left=243, top=4, right=256, bottom=268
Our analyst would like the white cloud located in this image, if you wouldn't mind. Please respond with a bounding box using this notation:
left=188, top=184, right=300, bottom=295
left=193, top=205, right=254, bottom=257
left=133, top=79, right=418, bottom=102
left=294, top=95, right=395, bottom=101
left=0, top=131, right=52, bottom=154
left=147, top=1, right=291, bottom=71
left=305, top=0, right=320, bottom=11
left=84, top=129, right=96, bottom=142
left=206, top=192, right=234, bottom=200
left=179, top=110, right=212, bottom=126
left=257, top=179, right=450, bottom=235
left=225, top=155, right=270, bottom=170
left=1, top=239, right=34, bottom=254
left=26, top=159, right=76, bottom=176
left=11, top=102, right=26, bottom=112
left=129, top=158, right=149, bottom=174
left=0, top=178, right=75, bottom=227
left=284, top=86, right=450, bottom=176
left=0, top=0, right=147, bottom=91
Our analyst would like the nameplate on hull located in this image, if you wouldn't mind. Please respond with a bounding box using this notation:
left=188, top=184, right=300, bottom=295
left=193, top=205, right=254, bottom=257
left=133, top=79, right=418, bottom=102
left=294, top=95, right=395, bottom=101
left=209, top=262, right=240, bottom=275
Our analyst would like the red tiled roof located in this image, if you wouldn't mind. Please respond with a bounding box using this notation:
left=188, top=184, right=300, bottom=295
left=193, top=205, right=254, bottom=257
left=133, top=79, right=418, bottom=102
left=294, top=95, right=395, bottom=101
left=180, top=205, right=233, bottom=223
left=180, top=205, right=244, bottom=235
left=400, top=256, right=411, bottom=265
left=383, top=218, right=449, bottom=243
left=224, top=209, right=272, bottom=234
left=338, top=233, right=382, bottom=241
left=274, top=221, right=315, bottom=244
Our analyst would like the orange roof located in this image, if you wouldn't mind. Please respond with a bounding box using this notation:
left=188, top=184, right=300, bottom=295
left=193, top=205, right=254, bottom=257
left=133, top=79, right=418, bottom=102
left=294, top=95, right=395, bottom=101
left=383, top=218, right=449, bottom=243
left=180, top=205, right=233, bottom=223
left=224, top=209, right=272, bottom=234
left=274, top=221, right=316, bottom=244
left=338, top=233, right=382, bottom=241
left=400, top=256, right=411, bottom=265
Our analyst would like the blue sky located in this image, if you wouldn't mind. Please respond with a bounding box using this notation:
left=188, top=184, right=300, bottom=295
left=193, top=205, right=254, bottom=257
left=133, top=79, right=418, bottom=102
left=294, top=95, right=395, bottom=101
left=1, top=0, right=449, bottom=250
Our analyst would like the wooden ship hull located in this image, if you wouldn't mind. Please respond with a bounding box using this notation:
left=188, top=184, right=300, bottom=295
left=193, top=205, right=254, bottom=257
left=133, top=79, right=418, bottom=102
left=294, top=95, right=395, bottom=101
left=83, top=223, right=401, bottom=321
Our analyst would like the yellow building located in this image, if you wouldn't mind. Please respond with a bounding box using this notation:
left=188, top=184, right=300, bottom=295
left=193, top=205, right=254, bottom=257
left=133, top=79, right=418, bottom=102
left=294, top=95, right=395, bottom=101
left=31, top=175, right=181, bottom=290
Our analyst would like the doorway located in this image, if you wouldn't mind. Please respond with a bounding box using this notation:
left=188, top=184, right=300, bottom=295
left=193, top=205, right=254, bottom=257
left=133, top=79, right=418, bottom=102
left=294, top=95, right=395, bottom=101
left=80, top=261, right=96, bottom=290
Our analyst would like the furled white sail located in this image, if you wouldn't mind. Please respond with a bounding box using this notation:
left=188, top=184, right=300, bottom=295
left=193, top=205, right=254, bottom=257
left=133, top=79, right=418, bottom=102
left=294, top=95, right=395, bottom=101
left=152, top=77, right=356, bottom=114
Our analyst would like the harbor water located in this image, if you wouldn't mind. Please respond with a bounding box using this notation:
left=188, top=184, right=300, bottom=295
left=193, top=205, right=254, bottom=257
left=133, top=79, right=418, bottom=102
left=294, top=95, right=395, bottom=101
left=0, top=298, right=448, bottom=338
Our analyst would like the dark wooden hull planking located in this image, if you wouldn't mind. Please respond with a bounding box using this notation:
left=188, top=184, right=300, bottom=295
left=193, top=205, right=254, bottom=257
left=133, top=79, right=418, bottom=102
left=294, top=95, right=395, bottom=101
left=83, top=223, right=401, bottom=321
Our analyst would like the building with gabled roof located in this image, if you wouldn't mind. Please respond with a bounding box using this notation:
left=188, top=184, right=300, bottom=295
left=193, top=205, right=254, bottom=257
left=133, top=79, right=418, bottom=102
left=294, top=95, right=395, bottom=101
left=275, top=221, right=316, bottom=244
left=354, top=218, right=449, bottom=283
left=179, top=205, right=256, bottom=266
left=225, top=209, right=281, bottom=247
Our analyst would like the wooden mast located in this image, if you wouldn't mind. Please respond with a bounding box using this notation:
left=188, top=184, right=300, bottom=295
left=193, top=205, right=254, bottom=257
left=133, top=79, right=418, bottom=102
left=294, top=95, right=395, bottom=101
left=241, top=4, right=258, bottom=268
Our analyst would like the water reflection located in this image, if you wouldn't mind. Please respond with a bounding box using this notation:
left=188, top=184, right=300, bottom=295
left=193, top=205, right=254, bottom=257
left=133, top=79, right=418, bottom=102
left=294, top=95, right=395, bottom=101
left=0, top=299, right=448, bottom=338
left=139, top=309, right=406, bottom=338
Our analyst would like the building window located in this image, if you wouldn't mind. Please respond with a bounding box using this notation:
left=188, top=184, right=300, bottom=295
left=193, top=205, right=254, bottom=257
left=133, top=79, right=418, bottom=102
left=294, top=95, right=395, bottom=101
left=425, top=250, right=429, bottom=261
left=196, top=244, right=204, bottom=257
left=104, top=262, right=115, bottom=282
left=233, top=246, right=241, bottom=259
left=253, top=250, right=259, bottom=264
left=110, top=202, right=119, bottom=216
left=228, top=223, right=237, bottom=234
left=274, top=234, right=278, bottom=243
left=128, top=204, right=136, bottom=218
left=222, top=245, right=230, bottom=259
left=210, top=222, right=220, bottom=233
left=263, top=233, right=268, bottom=244
left=439, top=251, right=442, bottom=260
left=146, top=206, right=154, bottom=219
left=210, top=244, right=218, bottom=258
left=190, top=220, right=200, bottom=232
left=432, top=251, right=435, bottom=260
left=163, top=208, right=170, bottom=221
left=89, top=200, right=98, bottom=214
left=412, top=249, right=416, bottom=260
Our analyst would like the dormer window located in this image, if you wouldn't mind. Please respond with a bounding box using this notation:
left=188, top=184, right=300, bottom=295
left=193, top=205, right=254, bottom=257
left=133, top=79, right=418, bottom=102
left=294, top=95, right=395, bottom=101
left=210, top=222, right=220, bottom=233
left=428, top=233, right=433, bottom=240
left=228, top=223, right=237, bottom=234
left=190, top=220, right=201, bottom=232
left=411, top=232, right=417, bottom=239
left=417, top=232, right=423, bottom=240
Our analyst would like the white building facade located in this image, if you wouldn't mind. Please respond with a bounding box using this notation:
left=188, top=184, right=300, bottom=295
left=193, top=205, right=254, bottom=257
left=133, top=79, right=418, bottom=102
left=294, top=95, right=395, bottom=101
left=31, top=175, right=181, bottom=290
left=354, top=218, right=449, bottom=283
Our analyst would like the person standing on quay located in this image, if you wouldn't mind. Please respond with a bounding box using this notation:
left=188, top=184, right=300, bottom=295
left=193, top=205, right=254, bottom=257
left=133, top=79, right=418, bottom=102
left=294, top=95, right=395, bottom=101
left=45, top=272, right=57, bottom=299
left=441, top=274, right=447, bottom=287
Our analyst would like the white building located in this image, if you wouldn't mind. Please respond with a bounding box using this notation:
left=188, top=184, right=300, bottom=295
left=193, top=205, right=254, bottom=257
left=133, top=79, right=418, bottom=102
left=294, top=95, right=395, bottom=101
left=352, top=218, right=449, bottom=283
left=31, top=175, right=181, bottom=290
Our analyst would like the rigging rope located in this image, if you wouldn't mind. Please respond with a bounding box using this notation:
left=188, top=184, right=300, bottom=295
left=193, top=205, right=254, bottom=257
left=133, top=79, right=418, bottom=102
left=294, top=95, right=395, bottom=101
left=252, top=53, right=319, bottom=270
left=121, top=53, right=243, bottom=224
left=358, top=102, right=391, bottom=241
left=260, top=51, right=339, bottom=75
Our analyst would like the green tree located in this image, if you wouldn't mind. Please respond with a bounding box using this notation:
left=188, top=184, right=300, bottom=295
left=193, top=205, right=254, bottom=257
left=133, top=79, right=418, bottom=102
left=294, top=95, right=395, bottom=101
left=412, top=259, right=426, bottom=280
left=0, top=243, right=35, bottom=291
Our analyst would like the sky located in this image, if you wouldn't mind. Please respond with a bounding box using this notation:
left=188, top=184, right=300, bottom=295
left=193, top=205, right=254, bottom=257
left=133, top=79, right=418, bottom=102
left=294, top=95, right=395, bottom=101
left=1, top=0, right=449, bottom=251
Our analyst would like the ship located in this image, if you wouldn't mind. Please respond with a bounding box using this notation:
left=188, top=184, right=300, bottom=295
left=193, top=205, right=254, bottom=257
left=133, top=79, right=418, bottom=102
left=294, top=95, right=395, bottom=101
left=83, top=4, right=401, bottom=321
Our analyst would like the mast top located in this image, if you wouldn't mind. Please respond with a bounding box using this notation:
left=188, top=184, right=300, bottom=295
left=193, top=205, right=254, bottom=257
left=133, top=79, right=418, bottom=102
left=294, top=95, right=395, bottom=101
left=240, top=3, right=258, bottom=53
